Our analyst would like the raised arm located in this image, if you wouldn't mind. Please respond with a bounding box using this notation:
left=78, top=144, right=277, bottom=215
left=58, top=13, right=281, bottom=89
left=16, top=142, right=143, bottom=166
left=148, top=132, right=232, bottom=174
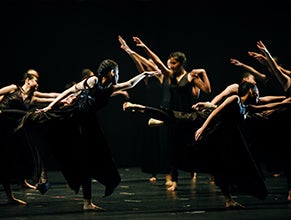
left=256, top=40, right=291, bottom=91
left=230, top=58, right=267, bottom=83
left=189, top=68, right=212, bottom=94
left=133, top=36, right=171, bottom=78
left=118, top=35, right=158, bottom=73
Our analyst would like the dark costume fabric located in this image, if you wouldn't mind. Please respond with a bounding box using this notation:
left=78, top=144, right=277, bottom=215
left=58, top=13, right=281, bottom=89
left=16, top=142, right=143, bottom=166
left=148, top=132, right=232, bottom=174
left=128, top=100, right=268, bottom=200
left=167, top=72, right=200, bottom=180
left=187, top=99, right=268, bottom=200
left=139, top=76, right=172, bottom=176
left=18, top=79, right=121, bottom=197
left=0, top=87, right=44, bottom=185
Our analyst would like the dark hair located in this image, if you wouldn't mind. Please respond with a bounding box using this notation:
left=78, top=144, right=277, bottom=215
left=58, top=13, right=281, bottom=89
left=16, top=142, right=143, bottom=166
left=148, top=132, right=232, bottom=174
left=242, top=72, right=253, bottom=79
left=97, top=59, right=118, bottom=77
left=238, top=81, right=256, bottom=97
left=81, top=68, right=93, bottom=80
left=21, top=72, right=39, bottom=84
left=168, top=51, right=187, bottom=66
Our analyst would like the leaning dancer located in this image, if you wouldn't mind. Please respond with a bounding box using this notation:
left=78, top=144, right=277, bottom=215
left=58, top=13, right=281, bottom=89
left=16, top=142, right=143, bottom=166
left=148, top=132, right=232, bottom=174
left=123, top=82, right=291, bottom=208
left=17, top=59, right=158, bottom=211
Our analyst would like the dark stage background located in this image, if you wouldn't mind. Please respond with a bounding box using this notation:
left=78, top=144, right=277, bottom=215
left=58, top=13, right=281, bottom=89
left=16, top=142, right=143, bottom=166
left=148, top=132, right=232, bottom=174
left=0, top=0, right=290, bottom=169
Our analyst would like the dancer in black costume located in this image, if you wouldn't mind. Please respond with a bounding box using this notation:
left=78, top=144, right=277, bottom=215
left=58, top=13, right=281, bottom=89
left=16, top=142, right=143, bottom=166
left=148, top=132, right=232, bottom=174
left=123, top=81, right=291, bottom=208
left=0, top=69, right=59, bottom=205
left=17, top=59, right=158, bottom=211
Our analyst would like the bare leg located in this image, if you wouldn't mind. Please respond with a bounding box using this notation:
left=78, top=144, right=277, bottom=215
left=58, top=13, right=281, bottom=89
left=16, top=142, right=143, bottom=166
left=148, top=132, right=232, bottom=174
left=3, top=183, right=27, bottom=205
left=22, top=179, right=37, bottom=190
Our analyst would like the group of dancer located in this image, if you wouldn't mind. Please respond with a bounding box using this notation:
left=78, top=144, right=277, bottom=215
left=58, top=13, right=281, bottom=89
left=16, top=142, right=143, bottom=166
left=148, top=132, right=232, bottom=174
left=118, top=36, right=291, bottom=208
left=0, top=36, right=290, bottom=211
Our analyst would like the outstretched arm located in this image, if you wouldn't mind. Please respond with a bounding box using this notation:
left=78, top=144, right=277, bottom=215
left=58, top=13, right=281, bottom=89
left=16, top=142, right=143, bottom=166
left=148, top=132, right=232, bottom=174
left=230, top=58, right=267, bottom=83
left=249, top=97, right=291, bottom=112
left=195, top=95, right=239, bottom=141
left=113, top=71, right=158, bottom=92
left=210, top=84, right=239, bottom=106
left=38, top=77, right=97, bottom=112
left=0, top=84, right=17, bottom=96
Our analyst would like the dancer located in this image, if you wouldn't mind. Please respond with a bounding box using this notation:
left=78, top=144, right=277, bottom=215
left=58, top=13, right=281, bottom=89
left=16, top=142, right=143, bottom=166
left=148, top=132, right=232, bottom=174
left=118, top=35, right=172, bottom=184
left=123, top=81, right=290, bottom=208
left=17, top=59, right=158, bottom=211
left=132, top=36, right=212, bottom=191
left=0, top=69, right=59, bottom=205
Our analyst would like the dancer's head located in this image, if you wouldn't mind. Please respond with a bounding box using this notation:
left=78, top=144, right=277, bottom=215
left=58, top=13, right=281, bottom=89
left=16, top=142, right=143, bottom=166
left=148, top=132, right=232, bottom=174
left=97, top=59, right=119, bottom=85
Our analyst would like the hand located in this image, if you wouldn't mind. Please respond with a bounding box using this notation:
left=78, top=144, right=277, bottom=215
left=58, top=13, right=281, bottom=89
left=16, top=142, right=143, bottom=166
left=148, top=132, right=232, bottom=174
left=230, top=58, right=242, bottom=66
left=144, top=70, right=161, bottom=77
left=35, top=106, right=51, bottom=113
left=118, top=35, right=132, bottom=54
left=194, top=128, right=203, bottom=141
left=248, top=51, right=268, bottom=66
left=133, top=36, right=145, bottom=48
left=256, top=40, right=268, bottom=53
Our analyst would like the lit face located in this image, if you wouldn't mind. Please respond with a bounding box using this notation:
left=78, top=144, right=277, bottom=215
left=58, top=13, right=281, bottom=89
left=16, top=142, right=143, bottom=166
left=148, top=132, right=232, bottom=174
left=167, top=57, right=183, bottom=73
left=246, top=84, right=260, bottom=105
left=27, top=76, right=39, bottom=90
left=110, top=67, right=119, bottom=85
left=251, top=85, right=260, bottom=104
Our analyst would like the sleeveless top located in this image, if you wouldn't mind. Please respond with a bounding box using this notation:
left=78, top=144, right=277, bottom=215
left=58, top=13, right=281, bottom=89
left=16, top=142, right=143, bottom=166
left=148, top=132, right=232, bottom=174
left=0, top=86, right=33, bottom=110
left=169, top=72, right=196, bottom=112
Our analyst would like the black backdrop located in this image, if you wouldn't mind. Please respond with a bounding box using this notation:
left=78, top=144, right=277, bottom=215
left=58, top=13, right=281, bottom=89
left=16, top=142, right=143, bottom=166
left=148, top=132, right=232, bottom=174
left=0, top=0, right=290, bottom=169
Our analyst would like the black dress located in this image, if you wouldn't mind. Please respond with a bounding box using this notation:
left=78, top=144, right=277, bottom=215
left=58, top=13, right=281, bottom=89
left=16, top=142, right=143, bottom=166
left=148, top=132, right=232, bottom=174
left=127, top=99, right=268, bottom=200
left=0, top=87, right=43, bottom=185
left=18, top=79, right=121, bottom=197
left=187, top=99, right=268, bottom=200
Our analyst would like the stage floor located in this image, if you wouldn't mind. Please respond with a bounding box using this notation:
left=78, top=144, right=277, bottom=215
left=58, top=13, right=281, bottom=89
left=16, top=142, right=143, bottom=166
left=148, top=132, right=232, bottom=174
left=0, top=167, right=291, bottom=220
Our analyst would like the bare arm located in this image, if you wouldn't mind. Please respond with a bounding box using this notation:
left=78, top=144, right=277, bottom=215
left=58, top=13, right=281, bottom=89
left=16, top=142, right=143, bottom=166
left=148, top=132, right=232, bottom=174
left=230, top=58, right=267, bottom=83
left=258, top=95, right=286, bottom=104
left=257, top=40, right=291, bottom=91
left=249, top=97, right=291, bottom=112
left=210, top=84, right=239, bottom=106
left=133, top=36, right=171, bottom=78
left=195, top=95, right=239, bottom=141
left=189, top=68, right=211, bottom=95
left=113, top=71, right=158, bottom=92
left=0, top=84, right=17, bottom=96
left=38, top=77, right=94, bottom=112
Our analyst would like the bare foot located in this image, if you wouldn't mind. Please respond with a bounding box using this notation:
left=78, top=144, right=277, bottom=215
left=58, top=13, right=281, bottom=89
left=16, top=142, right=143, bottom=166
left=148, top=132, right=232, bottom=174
left=225, top=199, right=245, bottom=209
left=209, top=175, right=215, bottom=184
left=288, top=189, right=291, bottom=202
left=7, top=197, right=27, bottom=206
left=149, top=177, right=157, bottom=182
left=192, top=172, right=197, bottom=181
left=167, top=181, right=177, bottom=191
left=83, top=201, right=105, bottom=212
left=165, top=174, right=172, bottom=186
